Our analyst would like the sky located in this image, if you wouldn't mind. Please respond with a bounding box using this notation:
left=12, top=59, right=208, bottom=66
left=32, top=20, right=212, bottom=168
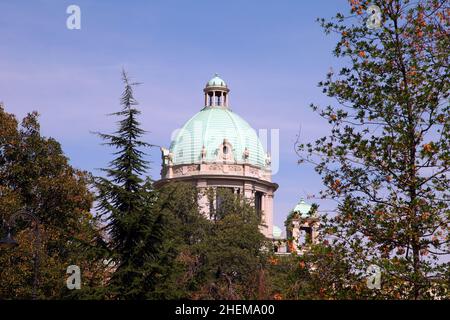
left=0, top=0, right=351, bottom=231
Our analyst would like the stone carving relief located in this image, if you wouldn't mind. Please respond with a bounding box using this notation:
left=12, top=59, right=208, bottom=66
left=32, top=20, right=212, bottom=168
left=228, top=165, right=243, bottom=172
left=209, top=164, right=223, bottom=171
left=187, top=165, right=198, bottom=172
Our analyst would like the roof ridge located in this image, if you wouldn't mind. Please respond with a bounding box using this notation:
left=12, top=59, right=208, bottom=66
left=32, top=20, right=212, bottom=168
left=171, top=108, right=207, bottom=162
left=202, top=108, right=213, bottom=162
left=224, top=108, right=245, bottom=162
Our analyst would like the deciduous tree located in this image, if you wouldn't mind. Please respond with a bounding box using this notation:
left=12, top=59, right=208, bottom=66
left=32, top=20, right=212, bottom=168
left=299, top=0, right=449, bottom=299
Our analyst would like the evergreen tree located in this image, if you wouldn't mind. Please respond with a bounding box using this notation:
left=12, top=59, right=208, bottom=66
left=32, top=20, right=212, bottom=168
left=94, top=70, right=160, bottom=299
left=299, top=0, right=449, bottom=299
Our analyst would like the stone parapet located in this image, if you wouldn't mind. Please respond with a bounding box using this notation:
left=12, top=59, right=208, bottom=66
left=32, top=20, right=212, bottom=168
left=162, top=162, right=273, bottom=182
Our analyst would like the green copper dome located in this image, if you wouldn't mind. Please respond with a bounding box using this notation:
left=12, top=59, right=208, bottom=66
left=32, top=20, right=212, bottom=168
left=292, top=199, right=313, bottom=218
left=170, top=107, right=267, bottom=168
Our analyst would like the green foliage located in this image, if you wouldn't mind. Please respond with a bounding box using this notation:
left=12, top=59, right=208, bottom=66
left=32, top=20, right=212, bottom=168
left=145, top=182, right=208, bottom=299
left=93, top=70, right=163, bottom=299
left=91, top=71, right=268, bottom=300
left=299, top=0, right=449, bottom=299
left=0, top=104, right=105, bottom=299
left=139, top=185, right=269, bottom=300
left=266, top=243, right=375, bottom=300
left=190, top=188, right=268, bottom=299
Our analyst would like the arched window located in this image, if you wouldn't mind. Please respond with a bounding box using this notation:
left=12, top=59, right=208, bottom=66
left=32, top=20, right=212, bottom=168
left=217, top=140, right=233, bottom=161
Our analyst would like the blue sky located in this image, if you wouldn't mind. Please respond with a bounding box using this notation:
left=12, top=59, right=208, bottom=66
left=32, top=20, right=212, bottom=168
left=0, top=0, right=350, bottom=230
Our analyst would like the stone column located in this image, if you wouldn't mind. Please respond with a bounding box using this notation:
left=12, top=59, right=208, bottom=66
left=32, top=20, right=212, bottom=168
left=311, top=221, right=319, bottom=244
left=243, top=182, right=253, bottom=199
left=220, top=91, right=224, bottom=106
left=291, top=221, right=300, bottom=252
left=197, top=180, right=209, bottom=218
left=265, top=193, right=274, bottom=239
left=259, top=194, right=267, bottom=238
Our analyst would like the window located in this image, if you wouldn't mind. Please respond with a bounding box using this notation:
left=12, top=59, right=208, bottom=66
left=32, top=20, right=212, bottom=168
left=218, top=141, right=233, bottom=161
left=298, top=227, right=312, bottom=247
left=255, top=191, right=263, bottom=218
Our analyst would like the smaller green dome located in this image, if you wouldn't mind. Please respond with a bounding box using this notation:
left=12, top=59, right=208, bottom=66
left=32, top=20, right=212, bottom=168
left=272, top=226, right=282, bottom=239
left=207, top=73, right=227, bottom=87
left=292, top=198, right=313, bottom=218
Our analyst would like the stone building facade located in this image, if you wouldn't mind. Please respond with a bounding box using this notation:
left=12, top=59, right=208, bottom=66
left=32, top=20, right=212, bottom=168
left=155, top=74, right=278, bottom=238
left=155, top=74, right=319, bottom=250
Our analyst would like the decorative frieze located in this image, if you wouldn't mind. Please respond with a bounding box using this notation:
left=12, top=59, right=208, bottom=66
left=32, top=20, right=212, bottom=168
left=187, top=165, right=198, bottom=172
left=208, top=164, right=223, bottom=171
left=168, top=163, right=270, bottom=182
left=248, top=167, right=259, bottom=176
left=228, top=165, right=242, bottom=172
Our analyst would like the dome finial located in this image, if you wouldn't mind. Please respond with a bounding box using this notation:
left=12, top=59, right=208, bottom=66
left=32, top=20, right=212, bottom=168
left=204, top=73, right=230, bottom=108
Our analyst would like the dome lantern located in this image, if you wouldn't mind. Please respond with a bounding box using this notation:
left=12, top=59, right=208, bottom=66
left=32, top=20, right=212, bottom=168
left=203, top=73, right=230, bottom=108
